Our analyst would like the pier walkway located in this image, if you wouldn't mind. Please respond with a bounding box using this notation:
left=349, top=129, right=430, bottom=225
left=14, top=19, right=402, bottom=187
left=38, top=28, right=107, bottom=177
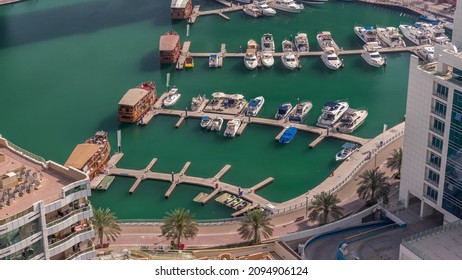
left=189, top=0, right=246, bottom=23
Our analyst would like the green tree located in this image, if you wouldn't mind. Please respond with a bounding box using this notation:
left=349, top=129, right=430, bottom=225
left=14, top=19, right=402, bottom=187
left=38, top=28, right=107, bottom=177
left=90, top=207, right=122, bottom=248
left=238, top=209, right=274, bottom=245
left=161, top=208, right=198, bottom=249
left=357, top=167, right=390, bottom=205
left=307, top=191, right=343, bottom=225
left=386, top=147, right=403, bottom=177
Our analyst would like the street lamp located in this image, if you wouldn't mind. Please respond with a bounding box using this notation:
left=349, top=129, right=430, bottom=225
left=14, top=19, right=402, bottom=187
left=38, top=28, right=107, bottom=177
left=305, top=191, right=310, bottom=218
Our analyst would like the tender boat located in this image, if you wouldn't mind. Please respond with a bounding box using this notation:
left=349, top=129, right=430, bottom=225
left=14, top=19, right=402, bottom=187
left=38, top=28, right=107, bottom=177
left=294, top=32, right=309, bottom=52
left=399, top=23, right=432, bottom=45
left=270, top=0, right=304, bottom=13
left=244, top=39, right=259, bottom=70
left=185, top=55, right=194, bottom=68
left=288, top=101, right=313, bottom=123
left=354, top=26, right=382, bottom=46
left=163, top=87, right=181, bottom=107
left=224, top=118, right=241, bottom=138
left=335, top=142, right=359, bottom=161
left=245, top=96, right=265, bottom=116
left=317, top=31, right=340, bottom=52
left=254, top=1, right=277, bottom=16
left=191, top=95, right=206, bottom=111
left=282, top=52, right=299, bottom=70
left=321, top=47, right=343, bottom=70
left=279, top=126, right=298, bottom=144
left=200, top=116, right=212, bottom=128
left=335, top=108, right=368, bottom=134
left=361, top=42, right=386, bottom=67
left=376, top=27, right=406, bottom=48
left=209, top=117, right=224, bottom=131
left=416, top=45, right=435, bottom=61
left=243, top=5, right=262, bottom=18
left=209, top=54, right=219, bottom=68
left=418, top=22, right=450, bottom=44
left=316, top=101, right=349, bottom=128
left=261, top=52, right=275, bottom=67
left=261, top=33, right=275, bottom=52
left=274, top=103, right=293, bottom=120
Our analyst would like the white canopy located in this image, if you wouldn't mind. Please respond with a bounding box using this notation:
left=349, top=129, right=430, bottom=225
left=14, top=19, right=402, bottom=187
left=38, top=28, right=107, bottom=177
left=212, top=92, right=244, bottom=100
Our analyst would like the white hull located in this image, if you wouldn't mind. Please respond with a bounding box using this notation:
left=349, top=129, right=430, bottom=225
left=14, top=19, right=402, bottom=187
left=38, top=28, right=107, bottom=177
left=275, top=103, right=293, bottom=120
left=270, top=0, right=304, bottom=13
left=261, top=52, right=274, bottom=67
left=361, top=52, right=386, bottom=67
left=316, top=32, right=339, bottom=52
left=163, top=94, right=181, bottom=107
left=209, top=118, right=224, bottom=131
left=246, top=96, right=265, bottom=116
left=399, top=24, right=432, bottom=46
left=317, top=101, right=349, bottom=128
left=376, top=27, right=406, bottom=48
left=335, top=109, right=368, bottom=134
left=321, top=48, right=342, bottom=70
left=224, top=119, right=241, bottom=138
left=354, top=26, right=381, bottom=46
left=288, top=101, right=313, bottom=123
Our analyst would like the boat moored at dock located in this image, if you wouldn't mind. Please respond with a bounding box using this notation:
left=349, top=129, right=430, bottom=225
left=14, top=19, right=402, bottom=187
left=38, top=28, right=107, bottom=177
left=288, top=101, right=312, bottom=123
left=418, top=22, right=450, bottom=44
left=261, top=52, right=274, bottom=67
left=416, top=45, right=435, bottom=61
left=294, top=32, right=309, bottom=52
left=321, top=47, right=343, bottom=70
left=261, top=33, right=275, bottom=52
left=335, top=142, right=359, bottom=161
left=244, top=39, right=259, bottom=70
left=279, top=126, right=298, bottom=144
left=209, top=54, right=219, bottom=68
left=191, top=94, right=206, bottom=111
left=163, top=87, right=181, bottom=107
left=399, top=23, right=432, bottom=45
left=335, top=108, right=368, bottom=133
left=243, top=5, right=262, bottom=18
left=200, top=116, right=212, bottom=128
left=270, top=0, right=304, bottom=13
left=377, top=27, right=406, bottom=48
left=281, top=52, right=299, bottom=70
left=254, top=1, right=277, bottom=16
left=118, top=81, right=157, bottom=123
left=354, top=26, right=382, bottom=46
left=361, top=42, right=386, bottom=68
left=317, top=31, right=340, bottom=52
left=209, top=117, right=224, bottom=131
left=274, top=103, right=293, bottom=120
left=316, top=101, right=349, bottom=128
left=224, top=118, right=241, bottom=138
left=245, top=96, right=265, bottom=116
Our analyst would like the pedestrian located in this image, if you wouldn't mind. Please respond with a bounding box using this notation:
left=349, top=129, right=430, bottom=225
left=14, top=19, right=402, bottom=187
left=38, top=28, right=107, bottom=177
left=215, top=183, right=218, bottom=189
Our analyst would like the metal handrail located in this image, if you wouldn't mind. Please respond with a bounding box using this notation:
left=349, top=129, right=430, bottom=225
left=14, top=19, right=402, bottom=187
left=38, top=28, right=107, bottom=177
left=46, top=206, right=92, bottom=228
left=65, top=246, right=95, bottom=260
left=48, top=227, right=93, bottom=249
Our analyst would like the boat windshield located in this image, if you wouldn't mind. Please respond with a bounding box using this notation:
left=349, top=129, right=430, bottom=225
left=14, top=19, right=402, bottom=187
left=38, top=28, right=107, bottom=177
left=371, top=54, right=381, bottom=58
left=327, top=56, right=338, bottom=61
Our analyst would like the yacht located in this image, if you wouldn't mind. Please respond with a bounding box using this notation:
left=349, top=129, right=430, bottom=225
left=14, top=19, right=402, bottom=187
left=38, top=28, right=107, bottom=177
left=282, top=52, right=299, bottom=70
left=294, top=32, right=309, bottom=52
left=335, top=108, right=368, bottom=134
left=200, top=116, right=212, bottom=129
left=279, top=127, right=298, bottom=144
left=209, top=117, right=224, bottom=131
left=254, top=1, right=277, bottom=16
left=243, top=6, right=262, bottom=18
left=317, top=31, right=340, bottom=52
left=191, top=95, right=206, bottom=111
left=244, top=39, right=259, bottom=70
left=354, top=26, right=382, bottom=46
left=376, top=27, right=406, bottom=48
left=245, top=96, right=265, bottom=116
left=163, top=87, right=181, bottom=107
left=316, top=101, right=349, bottom=128
left=261, top=52, right=274, bottom=67
left=399, top=24, right=432, bottom=45
left=418, top=22, right=450, bottom=44
left=288, top=101, right=313, bottom=123
left=224, top=118, right=241, bottom=138
left=261, top=33, right=275, bottom=52
left=270, top=0, right=304, bottom=13
left=282, top=39, right=294, bottom=52
left=209, top=54, right=219, bottom=68
left=361, top=42, right=386, bottom=67
left=335, top=142, right=359, bottom=161
left=274, top=103, right=293, bottom=120
left=321, top=47, right=343, bottom=70
left=416, top=46, right=435, bottom=61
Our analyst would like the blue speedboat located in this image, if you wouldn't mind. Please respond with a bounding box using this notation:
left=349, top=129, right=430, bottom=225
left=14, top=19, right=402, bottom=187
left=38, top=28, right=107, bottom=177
left=418, top=15, right=440, bottom=25
left=200, top=116, right=211, bottom=128
left=279, top=127, right=298, bottom=144
left=274, top=103, right=293, bottom=120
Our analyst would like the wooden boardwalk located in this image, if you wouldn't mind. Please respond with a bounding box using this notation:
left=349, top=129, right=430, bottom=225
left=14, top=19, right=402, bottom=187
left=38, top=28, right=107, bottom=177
left=176, top=41, right=191, bottom=70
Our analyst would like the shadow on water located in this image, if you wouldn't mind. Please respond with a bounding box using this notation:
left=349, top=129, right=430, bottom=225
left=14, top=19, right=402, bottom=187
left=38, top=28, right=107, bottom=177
left=140, top=50, right=160, bottom=73
left=0, top=0, right=171, bottom=49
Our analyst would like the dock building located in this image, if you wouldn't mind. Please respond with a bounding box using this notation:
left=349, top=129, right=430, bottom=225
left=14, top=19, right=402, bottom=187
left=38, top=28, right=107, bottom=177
left=170, top=0, right=192, bottom=20
left=0, top=136, right=95, bottom=260
left=118, top=81, right=157, bottom=123
left=159, top=31, right=181, bottom=64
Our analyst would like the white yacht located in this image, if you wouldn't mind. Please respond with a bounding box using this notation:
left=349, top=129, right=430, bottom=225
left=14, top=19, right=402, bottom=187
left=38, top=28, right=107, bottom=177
left=376, top=27, right=406, bottom=48
left=245, top=96, right=265, bottom=116
left=335, top=108, right=368, bottom=134
left=243, top=6, right=262, bottom=18
left=418, top=22, right=450, bottom=44
left=321, top=47, right=343, bottom=70
left=282, top=39, right=294, bottom=52
left=294, top=32, right=309, bottom=52
left=335, top=142, right=359, bottom=161
left=354, top=26, right=382, bottom=46
left=209, top=117, right=224, bottom=131
left=191, top=95, right=206, bottom=111
left=361, top=42, right=386, bottom=67
left=254, top=1, right=277, bottom=16
left=244, top=39, right=259, bottom=70
left=316, top=101, right=349, bottom=128
left=416, top=45, right=435, bottom=61
left=261, top=33, right=275, bottom=52
left=288, top=101, right=313, bottom=123
left=399, top=24, right=432, bottom=45
left=270, top=0, right=304, bottom=13
left=163, top=87, right=181, bottom=107
left=274, top=103, right=293, bottom=120
left=224, top=118, right=241, bottom=138
left=317, top=31, right=340, bottom=52
left=282, top=52, right=299, bottom=70
left=261, top=52, right=274, bottom=67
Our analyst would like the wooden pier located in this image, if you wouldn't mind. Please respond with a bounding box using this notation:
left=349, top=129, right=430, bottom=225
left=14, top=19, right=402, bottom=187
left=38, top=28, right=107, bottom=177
left=176, top=41, right=191, bottom=70
left=250, top=177, right=274, bottom=192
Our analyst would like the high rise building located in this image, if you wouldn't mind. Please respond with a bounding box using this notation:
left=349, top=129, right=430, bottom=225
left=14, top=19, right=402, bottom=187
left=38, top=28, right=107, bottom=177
left=0, top=136, right=96, bottom=260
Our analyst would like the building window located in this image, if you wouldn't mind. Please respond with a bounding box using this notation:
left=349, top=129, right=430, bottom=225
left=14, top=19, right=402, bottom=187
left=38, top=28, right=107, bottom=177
left=426, top=168, right=440, bottom=185
left=0, top=218, right=41, bottom=250
left=454, top=90, right=462, bottom=109
left=425, top=184, right=438, bottom=202
left=453, top=68, right=462, bottom=82
left=429, top=135, right=443, bottom=152
left=431, top=117, right=445, bottom=135
left=432, top=100, right=447, bottom=118
left=435, top=84, right=449, bottom=100
left=427, top=151, right=442, bottom=169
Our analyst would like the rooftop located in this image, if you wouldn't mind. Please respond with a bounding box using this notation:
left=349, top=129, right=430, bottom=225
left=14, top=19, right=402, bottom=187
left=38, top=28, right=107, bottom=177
left=170, top=0, right=190, bottom=9
left=159, top=33, right=180, bottom=51
left=64, top=143, right=100, bottom=170
left=118, top=88, right=149, bottom=107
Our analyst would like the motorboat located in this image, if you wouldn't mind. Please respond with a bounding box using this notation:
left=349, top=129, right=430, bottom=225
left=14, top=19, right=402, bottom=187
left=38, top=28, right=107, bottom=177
left=316, top=101, right=349, bottom=128
left=354, top=26, right=382, bottom=46
left=245, top=96, right=265, bottom=116
left=418, top=22, right=450, bottom=44
left=418, top=14, right=440, bottom=25
left=224, top=118, right=241, bottom=138
left=321, top=47, right=343, bottom=70
left=254, top=1, right=277, bottom=16
left=200, top=116, right=212, bottom=128
left=163, top=87, right=181, bottom=107
left=361, top=42, right=386, bottom=67
left=282, top=39, right=294, bottom=52
left=281, top=52, right=299, bottom=70
left=209, top=54, right=219, bottom=68
left=244, top=39, right=259, bottom=70
left=335, top=108, right=368, bottom=134
left=288, top=101, right=313, bottom=123
left=376, top=27, right=406, bottom=48
left=261, top=52, right=274, bottom=67
left=335, top=142, right=359, bottom=161
left=261, top=33, right=275, bottom=52
left=191, top=95, right=206, bottom=111
left=209, top=117, right=224, bottom=131
left=279, top=126, right=298, bottom=144
left=399, top=24, right=432, bottom=45
left=298, top=0, right=327, bottom=4
left=294, top=32, right=309, bottom=52
left=274, top=103, right=293, bottom=120
left=243, top=5, right=262, bottom=18
left=269, top=0, right=304, bottom=13
left=416, top=45, right=435, bottom=61
left=184, top=55, right=194, bottom=68
left=317, top=31, right=340, bottom=52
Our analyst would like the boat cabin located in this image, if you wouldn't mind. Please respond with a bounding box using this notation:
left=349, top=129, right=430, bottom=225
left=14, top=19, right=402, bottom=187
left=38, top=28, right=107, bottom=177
left=170, top=0, right=192, bottom=20
left=118, top=85, right=156, bottom=123
left=159, top=31, right=181, bottom=64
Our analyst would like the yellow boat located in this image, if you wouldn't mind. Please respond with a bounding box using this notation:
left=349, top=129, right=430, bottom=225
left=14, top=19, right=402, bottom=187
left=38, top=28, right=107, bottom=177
left=185, top=55, right=194, bottom=68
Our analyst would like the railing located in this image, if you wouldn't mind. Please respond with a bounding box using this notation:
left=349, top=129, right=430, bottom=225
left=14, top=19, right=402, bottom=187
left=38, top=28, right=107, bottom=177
left=46, top=206, right=92, bottom=228
left=48, top=227, right=93, bottom=249
left=0, top=206, right=34, bottom=226
left=65, top=246, right=95, bottom=260
left=429, top=125, right=445, bottom=137
left=433, top=90, right=448, bottom=101
left=426, top=160, right=441, bottom=170
left=5, top=139, right=46, bottom=165
left=430, top=106, right=446, bottom=118
left=427, top=142, right=442, bottom=153
left=119, top=216, right=245, bottom=225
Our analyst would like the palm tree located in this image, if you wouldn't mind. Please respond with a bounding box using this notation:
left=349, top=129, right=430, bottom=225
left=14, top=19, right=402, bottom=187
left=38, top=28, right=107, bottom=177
left=90, top=207, right=122, bottom=248
left=238, top=209, right=274, bottom=245
left=386, top=147, right=403, bottom=177
left=307, top=191, right=343, bottom=225
left=357, top=167, right=390, bottom=205
left=161, top=208, right=198, bottom=249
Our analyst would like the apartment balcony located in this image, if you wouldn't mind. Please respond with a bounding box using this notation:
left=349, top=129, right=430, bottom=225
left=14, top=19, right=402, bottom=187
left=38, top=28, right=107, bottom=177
left=46, top=206, right=93, bottom=235
left=48, top=226, right=95, bottom=258
left=430, top=106, right=446, bottom=119
left=429, top=126, right=445, bottom=137
left=66, top=246, right=96, bottom=260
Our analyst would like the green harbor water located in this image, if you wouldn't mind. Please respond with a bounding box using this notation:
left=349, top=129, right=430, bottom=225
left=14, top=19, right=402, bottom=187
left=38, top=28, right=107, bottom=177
left=0, top=0, right=416, bottom=219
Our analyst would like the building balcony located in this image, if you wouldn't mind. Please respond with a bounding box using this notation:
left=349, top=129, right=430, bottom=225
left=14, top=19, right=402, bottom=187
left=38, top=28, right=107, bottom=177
left=431, top=106, right=447, bottom=119
left=48, top=226, right=94, bottom=257
left=65, top=246, right=96, bottom=260
left=429, top=126, right=445, bottom=137
left=46, top=206, right=93, bottom=235
left=426, top=160, right=441, bottom=171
